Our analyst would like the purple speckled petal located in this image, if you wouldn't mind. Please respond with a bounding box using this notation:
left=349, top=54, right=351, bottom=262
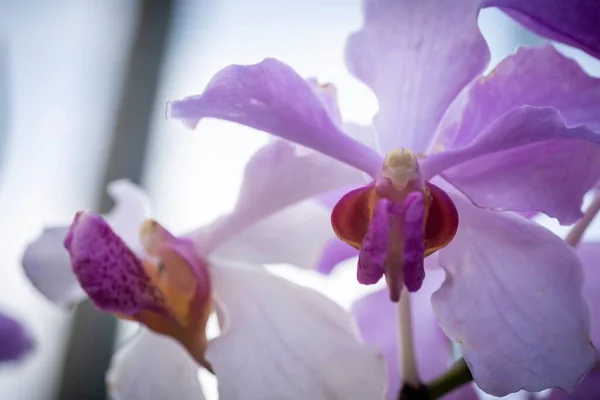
left=357, top=199, right=389, bottom=286
left=0, top=311, right=33, bottom=362
left=351, top=267, right=479, bottom=400
left=345, top=0, right=489, bottom=154
left=168, top=58, right=382, bottom=177
left=315, top=237, right=358, bottom=275
left=421, top=106, right=600, bottom=225
left=432, top=189, right=597, bottom=396
left=435, top=45, right=600, bottom=150
left=483, top=0, right=600, bottom=59
left=22, top=180, right=150, bottom=308
left=65, top=212, right=161, bottom=315
left=195, top=140, right=363, bottom=255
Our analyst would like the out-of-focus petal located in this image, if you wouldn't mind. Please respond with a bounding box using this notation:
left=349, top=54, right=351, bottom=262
left=22, top=226, right=85, bottom=307
left=483, top=0, right=600, bottom=59
left=168, top=58, right=382, bottom=177
left=22, top=180, right=150, bottom=308
left=207, top=260, right=387, bottom=400
left=578, top=243, right=600, bottom=346
left=195, top=140, right=366, bottom=254
left=351, top=267, right=479, bottom=400
left=315, top=237, right=358, bottom=275
left=107, top=330, right=204, bottom=400
left=434, top=45, right=600, bottom=150
left=547, top=368, right=600, bottom=400
left=432, top=190, right=596, bottom=396
left=211, top=200, right=334, bottom=270
left=345, top=0, right=489, bottom=154
left=0, top=311, right=34, bottom=362
left=104, top=179, right=151, bottom=252
left=421, top=106, right=600, bottom=225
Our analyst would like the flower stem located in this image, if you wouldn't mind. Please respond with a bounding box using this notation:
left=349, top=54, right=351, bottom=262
left=425, top=358, right=472, bottom=399
left=565, top=192, right=600, bottom=247
left=398, top=290, right=420, bottom=388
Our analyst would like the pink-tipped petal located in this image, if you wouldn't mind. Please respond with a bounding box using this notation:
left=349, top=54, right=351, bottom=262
left=207, top=260, right=387, bottom=400
left=345, top=0, right=489, bottom=154
left=421, top=106, right=600, bottom=225
left=432, top=190, right=596, bottom=396
left=168, top=58, right=382, bottom=177
left=483, top=0, right=600, bottom=59
left=65, top=212, right=161, bottom=315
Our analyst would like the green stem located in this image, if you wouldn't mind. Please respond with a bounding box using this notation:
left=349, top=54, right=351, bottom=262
left=425, top=358, right=473, bottom=399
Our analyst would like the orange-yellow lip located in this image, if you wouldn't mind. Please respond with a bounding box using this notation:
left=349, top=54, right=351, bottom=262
left=331, top=182, right=458, bottom=256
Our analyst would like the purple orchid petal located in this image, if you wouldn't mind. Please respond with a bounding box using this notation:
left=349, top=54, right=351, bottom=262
left=578, top=242, right=600, bottom=347
left=168, top=58, right=382, bottom=177
left=548, top=368, right=600, bottom=400
left=207, top=260, right=387, bottom=399
left=397, top=192, right=425, bottom=292
left=483, top=0, right=600, bottom=60
left=195, top=140, right=364, bottom=255
left=351, top=267, right=479, bottom=400
left=315, top=237, right=358, bottom=275
left=435, top=45, right=600, bottom=150
left=357, top=199, right=389, bottom=286
left=0, top=312, right=33, bottom=362
left=358, top=192, right=426, bottom=301
left=421, top=106, right=600, bottom=225
left=345, top=0, right=489, bottom=154
left=64, top=212, right=161, bottom=315
left=432, top=189, right=596, bottom=396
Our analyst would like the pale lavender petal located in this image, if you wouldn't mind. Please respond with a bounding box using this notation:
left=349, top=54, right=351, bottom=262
left=351, top=267, right=479, bottom=400
left=211, top=200, right=334, bottom=270
left=306, top=78, right=342, bottom=127
left=345, top=0, right=489, bottom=154
left=432, top=189, right=596, bottom=396
left=0, top=312, right=33, bottom=362
left=578, top=243, right=600, bottom=347
left=483, top=0, right=600, bottom=59
left=435, top=45, right=600, bottom=150
left=168, top=58, right=382, bottom=177
left=315, top=237, right=358, bottom=275
left=108, top=330, right=205, bottom=400
left=207, top=260, right=387, bottom=400
left=64, top=212, right=161, bottom=314
left=421, top=106, right=600, bottom=225
left=22, top=180, right=150, bottom=308
left=547, top=368, right=600, bottom=400
left=195, top=140, right=364, bottom=255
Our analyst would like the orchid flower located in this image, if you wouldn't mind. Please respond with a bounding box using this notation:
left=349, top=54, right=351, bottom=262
left=23, top=180, right=386, bottom=399
left=0, top=311, right=33, bottom=363
left=168, top=0, right=600, bottom=397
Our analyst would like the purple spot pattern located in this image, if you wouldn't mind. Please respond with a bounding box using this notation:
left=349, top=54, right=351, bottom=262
left=64, top=213, right=162, bottom=315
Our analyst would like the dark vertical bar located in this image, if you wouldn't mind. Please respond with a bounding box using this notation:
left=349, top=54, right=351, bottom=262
left=56, top=1, right=174, bottom=399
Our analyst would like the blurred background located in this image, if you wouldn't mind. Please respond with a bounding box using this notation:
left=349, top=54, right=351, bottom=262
left=0, top=1, right=598, bottom=399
